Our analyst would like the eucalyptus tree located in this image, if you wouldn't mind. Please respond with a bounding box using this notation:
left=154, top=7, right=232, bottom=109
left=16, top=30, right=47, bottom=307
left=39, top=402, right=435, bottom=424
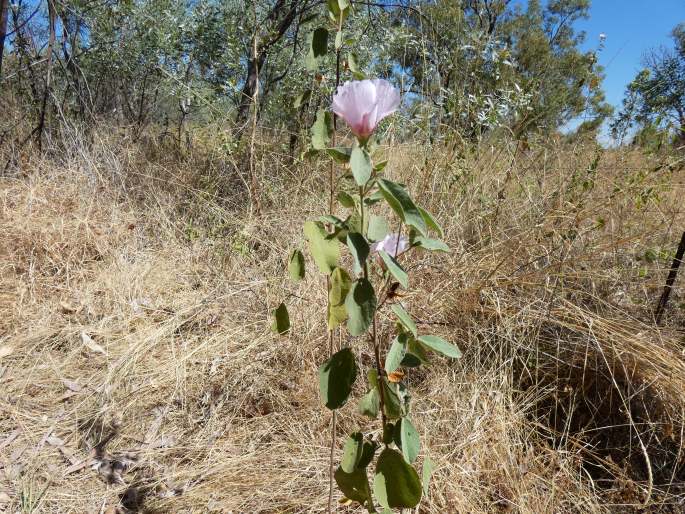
left=612, top=23, right=685, bottom=146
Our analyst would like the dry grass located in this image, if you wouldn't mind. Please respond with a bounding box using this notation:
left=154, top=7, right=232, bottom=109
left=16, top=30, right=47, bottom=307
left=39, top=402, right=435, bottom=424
left=1, top=130, right=684, bottom=513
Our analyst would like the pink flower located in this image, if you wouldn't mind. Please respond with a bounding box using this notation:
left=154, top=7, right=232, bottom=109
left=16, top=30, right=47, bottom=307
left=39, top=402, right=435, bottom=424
left=371, top=233, right=409, bottom=258
left=331, top=79, right=401, bottom=139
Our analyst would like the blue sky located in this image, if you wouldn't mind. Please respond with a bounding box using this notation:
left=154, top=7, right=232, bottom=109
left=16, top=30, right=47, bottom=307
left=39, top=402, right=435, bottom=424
left=554, top=0, right=685, bottom=140
left=576, top=1, right=683, bottom=108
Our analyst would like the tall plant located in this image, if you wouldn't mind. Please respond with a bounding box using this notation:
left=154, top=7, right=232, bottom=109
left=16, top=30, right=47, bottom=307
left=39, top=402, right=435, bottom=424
left=277, top=80, right=460, bottom=512
left=273, top=2, right=461, bottom=511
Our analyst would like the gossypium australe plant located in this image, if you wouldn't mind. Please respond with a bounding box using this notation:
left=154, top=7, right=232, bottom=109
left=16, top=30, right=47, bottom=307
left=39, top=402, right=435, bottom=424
left=275, top=20, right=460, bottom=513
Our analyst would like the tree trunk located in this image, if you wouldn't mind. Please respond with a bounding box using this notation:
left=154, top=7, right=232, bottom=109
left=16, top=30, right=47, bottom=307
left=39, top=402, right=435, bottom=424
left=235, top=52, right=266, bottom=133
left=36, top=0, right=56, bottom=151
left=0, top=0, right=9, bottom=80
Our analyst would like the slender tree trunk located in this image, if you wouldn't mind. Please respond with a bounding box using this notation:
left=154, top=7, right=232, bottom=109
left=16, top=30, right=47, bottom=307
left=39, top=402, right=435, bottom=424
left=0, top=0, right=8, bottom=80
left=36, top=0, right=56, bottom=151
left=235, top=53, right=266, bottom=132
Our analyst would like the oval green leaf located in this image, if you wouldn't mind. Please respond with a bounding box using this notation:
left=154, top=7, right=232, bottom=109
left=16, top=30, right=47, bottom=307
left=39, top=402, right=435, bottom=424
left=303, top=220, right=340, bottom=274
left=418, top=335, right=462, bottom=358
left=390, top=304, right=417, bottom=336
left=337, top=190, right=356, bottom=207
left=412, top=235, right=450, bottom=252
left=368, top=215, right=389, bottom=242
left=271, top=302, right=290, bottom=335
left=400, top=417, right=420, bottom=464
left=319, top=348, right=357, bottom=409
left=311, top=109, right=333, bottom=149
left=341, top=432, right=364, bottom=473
left=328, top=267, right=352, bottom=328
left=334, top=466, right=369, bottom=503
left=373, top=448, right=422, bottom=509
left=385, top=334, right=408, bottom=374
left=377, top=179, right=427, bottom=236
left=418, top=207, right=443, bottom=237
left=347, top=232, right=369, bottom=274
left=358, top=440, right=378, bottom=469
left=327, top=147, right=352, bottom=164
left=422, top=456, right=434, bottom=496
left=382, top=379, right=403, bottom=419
left=288, top=249, right=305, bottom=282
left=345, top=278, right=376, bottom=336
left=378, top=250, right=408, bottom=288
left=350, top=145, right=372, bottom=186
left=358, top=387, right=380, bottom=418
left=311, top=27, right=328, bottom=58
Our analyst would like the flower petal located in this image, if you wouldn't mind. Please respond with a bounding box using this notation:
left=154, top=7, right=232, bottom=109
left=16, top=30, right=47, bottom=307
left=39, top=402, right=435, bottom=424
left=331, top=79, right=399, bottom=138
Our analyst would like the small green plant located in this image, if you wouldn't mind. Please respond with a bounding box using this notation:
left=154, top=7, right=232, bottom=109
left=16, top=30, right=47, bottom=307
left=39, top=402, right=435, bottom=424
left=271, top=3, right=460, bottom=510
left=276, top=76, right=460, bottom=514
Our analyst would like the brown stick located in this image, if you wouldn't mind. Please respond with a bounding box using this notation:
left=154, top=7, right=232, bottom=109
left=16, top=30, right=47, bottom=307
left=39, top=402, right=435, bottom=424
left=247, top=0, right=262, bottom=216
left=654, top=231, right=685, bottom=324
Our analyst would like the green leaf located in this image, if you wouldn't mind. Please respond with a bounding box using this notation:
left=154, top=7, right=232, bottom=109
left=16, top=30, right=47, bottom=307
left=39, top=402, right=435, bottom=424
left=335, top=30, right=343, bottom=50
left=288, top=250, right=305, bottom=282
left=345, top=278, right=376, bottom=336
left=337, top=191, right=356, bottom=208
left=373, top=448, right=422, bottom=509
left=382, top=379, right=403, bottom=419
left=358, top=387, right=380, bottom=418
left=271, top=302, right=290, bottom=335
left=412, top=235, right=450, bottom=252
left=402, top=337, right=430, bottom=367
left=358, top=441, right=378, bottom=468
left=348, top=52, right=359, bottom=73
left=368, top=215, right=389, bottom=242
left=328, top=267, right=352, bottom=328
left=311, top=109, right=333, bottom=150
left=367, top=368, right=378, bottom=388
left=312, top=28, right=328, bottom=57
left=341, top=432, right=364, bottom=473
left=319, top=214, right=346, bottom=228
left=390, top=304, right=417, bottom=337
left=418, top=335, right=462, bottom=358
left=334, top=467, right=369, bottom=503
left=383, top=422, right=395, bottom=444
left=377, top=179, right=427, bottom=236
left=319, top=348, right=357, bottom=409
left=329, top=267, right=352, bottom=305
left=364, top=190, right=385, bottom=205
left=303, top=221, right=340, bottom=274
left=378, top=250, right=408, bottom=288
left=327, top=0, right=349, bottom=23
left=347, top=232, right=369, bottom=274
left=293, top=90, right=311, bottom=109
left=422, top=456, right=434, bottom=496
left=399, top=417, right=420, bottom=463
left=347, top=209, right=368, bottom=235
left=374, top=160, right=388, bottom=172
left=328, top=303, right=347, bottom=329
left=418, top=207, right=443, bottom=237
left=350, top=145, right=372, bottom=186
left=326, top=147, right=351, bottom=163
left=385, top=334, right=407, bottom=374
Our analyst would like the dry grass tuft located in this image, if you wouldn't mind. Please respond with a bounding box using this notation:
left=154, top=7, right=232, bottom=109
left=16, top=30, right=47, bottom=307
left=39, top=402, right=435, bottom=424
left=1, top=131, right=684, bottom=513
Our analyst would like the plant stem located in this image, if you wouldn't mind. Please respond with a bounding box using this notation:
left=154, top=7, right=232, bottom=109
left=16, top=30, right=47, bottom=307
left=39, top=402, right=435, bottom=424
left=327, top=28, right=343, bottom=514
left=358, top=179, right=388, bottom=432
